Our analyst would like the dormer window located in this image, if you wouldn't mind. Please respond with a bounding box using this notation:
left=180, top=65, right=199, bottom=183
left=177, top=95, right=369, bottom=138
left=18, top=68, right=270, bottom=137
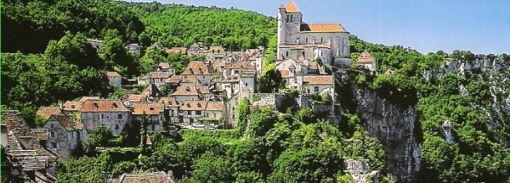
left=71, top=105, right=75, bottom=109
left=93, top=103, right=99, bottom=110
left=187, top=103, right=191, bottom=108
left=113, top=103, right=118, bottom=108
left=149, top=107, right=154, bottom=110
left=186, top=87, right=190, bottom=92
left=197, top=103, right=202, bottom=108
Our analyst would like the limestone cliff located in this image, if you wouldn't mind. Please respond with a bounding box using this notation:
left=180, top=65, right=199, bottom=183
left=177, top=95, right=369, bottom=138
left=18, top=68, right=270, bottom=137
left=336, top=72, right=421, bottom=182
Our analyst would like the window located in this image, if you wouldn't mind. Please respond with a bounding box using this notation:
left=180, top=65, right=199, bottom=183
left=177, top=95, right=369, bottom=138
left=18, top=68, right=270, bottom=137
left=115, top=124, right=119, bottom=130
left=196, top=111, right=202, bottom=115
left=286, top=15, right=289, bottom=22
left=286, top=51, right=289, bottom=57
left=321, top=37, right=323, bottom=43
left=52, top=143, right=57, bottom=149
left=314, top=86, right=319, bottom=93
left=245, top=83, right=248, bottom=86
left=50, top=132, right=55, bottom=138
left=118, top=114, right=122, bottom=119
left=70, top=132, right=74, bottom=138
left=290, top=15, right=293, bottom=22
left=101, top=114, right=104, bottom=119
left=307, top=89, right=310, bottom=93
left=188, top=111, right=191, bottom=115
left=50, top=123, right=54, bottom=128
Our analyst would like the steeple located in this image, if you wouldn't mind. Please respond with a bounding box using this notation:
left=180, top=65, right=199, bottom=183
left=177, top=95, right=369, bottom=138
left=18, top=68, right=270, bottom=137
left=286, top=0, right=300, bottom=13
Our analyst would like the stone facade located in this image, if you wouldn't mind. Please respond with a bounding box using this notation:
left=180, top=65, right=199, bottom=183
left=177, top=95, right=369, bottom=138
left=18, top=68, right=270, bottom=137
left=80, top=99, right=131, bottom=136
left=277, top=1, right=350, bottom=66
left=106, top=71, right=122, bottom=88
left=43, top=115, right=79, bottom=160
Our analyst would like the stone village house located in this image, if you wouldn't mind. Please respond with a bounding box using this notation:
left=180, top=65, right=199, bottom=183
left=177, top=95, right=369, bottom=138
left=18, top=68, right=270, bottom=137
left=43, top=114, right=86, bottom=160
left=80, top=99, right=131, bottom=136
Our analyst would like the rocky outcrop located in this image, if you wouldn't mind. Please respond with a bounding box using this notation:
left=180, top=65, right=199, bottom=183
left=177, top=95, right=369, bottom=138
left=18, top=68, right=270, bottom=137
left=351, top=83, right=421, bottom=182
left=421, top=58, right=510, bottom=81
left=344, top=159, right=379, bottom=183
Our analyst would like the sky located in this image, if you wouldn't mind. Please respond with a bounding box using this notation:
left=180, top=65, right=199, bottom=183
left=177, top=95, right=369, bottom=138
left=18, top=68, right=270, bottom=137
left=125, top=0, right=510, bottom=55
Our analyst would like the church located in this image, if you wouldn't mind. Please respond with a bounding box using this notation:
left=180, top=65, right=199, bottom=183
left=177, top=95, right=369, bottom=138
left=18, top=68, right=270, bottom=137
left=276, top=0, right=351, bottom=66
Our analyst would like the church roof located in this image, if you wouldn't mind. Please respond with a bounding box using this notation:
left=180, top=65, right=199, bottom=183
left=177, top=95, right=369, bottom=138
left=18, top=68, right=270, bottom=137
left=301, top=23, right=347, bottom=32
left=357, top=50, right=375, bottom=63
left=286, top=0, right=300, bottom=13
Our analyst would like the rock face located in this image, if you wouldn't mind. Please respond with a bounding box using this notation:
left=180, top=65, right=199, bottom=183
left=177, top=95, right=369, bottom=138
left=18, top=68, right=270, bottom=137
left=344, top=159, right=380, bottom=183
left=421, top=58, right=510, bottom=81
left=351, top=83, right=421, bottom=182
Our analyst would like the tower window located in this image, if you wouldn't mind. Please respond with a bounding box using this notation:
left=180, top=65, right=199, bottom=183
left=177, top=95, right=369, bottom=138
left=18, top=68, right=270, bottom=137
left=290, top=15, right=293, bottom=22
left=305, top=38, right=308, bottom=43
left=321, top=37, right=323, bottom=43
left=286, top=15, right=289, bottom=22
left=286, top=51, right=289, bottom=57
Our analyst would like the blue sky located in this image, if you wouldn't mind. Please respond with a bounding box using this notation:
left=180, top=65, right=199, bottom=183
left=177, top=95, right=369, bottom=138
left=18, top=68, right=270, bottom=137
left=125, top=0, right=510, bottom=55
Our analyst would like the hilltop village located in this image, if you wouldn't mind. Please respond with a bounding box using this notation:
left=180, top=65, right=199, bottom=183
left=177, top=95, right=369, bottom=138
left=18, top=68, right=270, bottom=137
left=1, top=1, right=379, bottom=182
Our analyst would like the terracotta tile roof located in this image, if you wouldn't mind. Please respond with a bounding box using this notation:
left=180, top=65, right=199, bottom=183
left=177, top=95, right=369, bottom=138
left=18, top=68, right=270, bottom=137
left=159, top=97, right=180, bottom=107
left=36, top=107, right=62, bottom=120
left=222, top=75, right=240, bottom=83
left=285, top=0, right=300, bottom=12
left=181, top=61, right=212, bottom=75
left=127, top=93, right=145, bottom=102
left=171, top=86, right=199, bottom=96
left=132, top=103, right=164, bottom=115
left=198, top=86, right=210, bottom=94
left=309, top=61, right=319, bottom=70
left=303, top=75, right=334, bottom=85
left=166, top=47, right=187, bottom=54
left=166, top=75, right=183, bottom=83
left=148, top=72, right=171, bottom=79
left=74, top=123, right=84, bottom=130
left=227, top=61, right=255, bottom=70
left=62, top=101, right=81, bottom=111
left=302, top=23, right=347, bottom=32
left=206, top=101, right=223, bottom=111
left=33, top=129, right=48, bottom=141
left=181, top=75, right=197, bottom=83
left=106, top=71, right=121, bottom=77
left=158, top=62, right=171, bottom=69
left=180, top=101, right=207, bottom=111
left=48, top=114, right=75, bottom=131
left=280, top=70, right=290, bottom=78
left=80, top=99, right=130, bottom=112
left=117, top=171, right=172, bottom=183
left=384, top=69, right=394, bottom=75
left=209, top=46, right=225, bottom=53
left=357, top=50, right=375, bottom=63
left=80, top=96, right=101, bottom=102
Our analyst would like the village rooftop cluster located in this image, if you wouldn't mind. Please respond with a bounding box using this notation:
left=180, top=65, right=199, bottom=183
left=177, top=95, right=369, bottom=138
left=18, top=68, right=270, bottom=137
left=0, top=1, right=378, bottom=182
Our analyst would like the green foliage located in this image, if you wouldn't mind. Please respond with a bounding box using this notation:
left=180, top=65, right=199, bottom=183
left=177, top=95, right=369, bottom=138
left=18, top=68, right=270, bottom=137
left=259, top=65, right=284, bottom=93
left=2, top=0, right=144, bottom=53
left=127, top=2, right=276, bottom=50
left=89, top=126, right=115, bottom=148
